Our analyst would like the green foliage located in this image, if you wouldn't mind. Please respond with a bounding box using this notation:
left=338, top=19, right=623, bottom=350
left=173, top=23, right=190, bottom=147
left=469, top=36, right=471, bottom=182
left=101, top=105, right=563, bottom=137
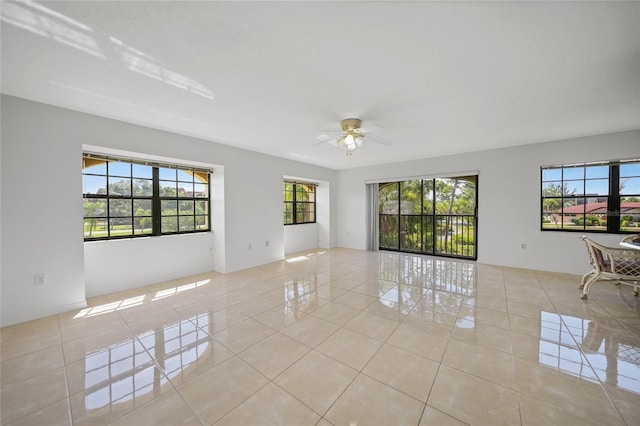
left=542, top=199, right=561, bottom=213
left=572, top=215, right=601, bottom=226
left=135, top=208, right=151, bottom=232
left=542, top=182, right=576, bottom=197
left=379, top=177, right=476, bottom=257
left=379, top=182, right=400, bottom=214
left=620, top=214, right=635, bottom=228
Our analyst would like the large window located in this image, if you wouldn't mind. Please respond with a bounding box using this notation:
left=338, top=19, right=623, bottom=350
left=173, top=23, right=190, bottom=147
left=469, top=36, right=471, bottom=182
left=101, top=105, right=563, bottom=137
left=283, top=181, right=316, bottom=225
left=83, top=154, right=211, bottom=240
left=379, top=176, right=477, bottom=259
left=541, top=159, right=640, bottom=233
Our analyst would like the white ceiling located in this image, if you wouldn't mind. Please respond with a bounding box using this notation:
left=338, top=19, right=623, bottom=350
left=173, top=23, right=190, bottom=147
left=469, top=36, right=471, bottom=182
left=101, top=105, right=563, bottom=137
left=1, top=1, right=639, bottom=170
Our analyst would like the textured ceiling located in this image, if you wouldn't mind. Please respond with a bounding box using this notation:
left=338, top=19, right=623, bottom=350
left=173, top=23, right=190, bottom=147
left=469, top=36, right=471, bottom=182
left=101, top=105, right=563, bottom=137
left=1, top=1, right=639, bottom=170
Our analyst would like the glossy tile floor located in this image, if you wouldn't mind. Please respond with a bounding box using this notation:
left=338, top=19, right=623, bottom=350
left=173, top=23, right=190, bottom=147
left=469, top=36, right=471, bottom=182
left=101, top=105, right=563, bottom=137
left=2, top=248, right=639, bottom=425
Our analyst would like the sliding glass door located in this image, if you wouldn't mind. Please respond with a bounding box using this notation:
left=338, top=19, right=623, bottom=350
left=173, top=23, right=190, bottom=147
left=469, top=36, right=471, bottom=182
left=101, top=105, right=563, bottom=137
left=379, top=176, right=477, bottom=259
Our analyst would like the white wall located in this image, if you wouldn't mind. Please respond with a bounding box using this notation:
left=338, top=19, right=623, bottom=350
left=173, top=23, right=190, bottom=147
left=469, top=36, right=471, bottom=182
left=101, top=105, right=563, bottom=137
left=284, top=223, right=319, bottom=255
left=337, top=130, right=640, bottom=275
left=1, top=98, right=87, bottom=325
left=316, top=181, right=331, bottom=248
left=0, top=95, right=337, bottom=326
left=84, top=234, right=215, bottom=297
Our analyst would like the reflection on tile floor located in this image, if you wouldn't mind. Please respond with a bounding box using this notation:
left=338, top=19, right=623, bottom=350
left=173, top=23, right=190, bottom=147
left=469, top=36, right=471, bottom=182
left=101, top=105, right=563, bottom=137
left=2, top=248, right=639, bottom=425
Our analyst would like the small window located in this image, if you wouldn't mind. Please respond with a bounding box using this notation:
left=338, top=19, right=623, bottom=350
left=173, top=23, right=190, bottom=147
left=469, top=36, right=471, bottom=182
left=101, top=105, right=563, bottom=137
left=284, top=181, right=316, bottom=225
left=83, top=154, right=211, bottom=240
left=541, top=159, right=640, bottom=233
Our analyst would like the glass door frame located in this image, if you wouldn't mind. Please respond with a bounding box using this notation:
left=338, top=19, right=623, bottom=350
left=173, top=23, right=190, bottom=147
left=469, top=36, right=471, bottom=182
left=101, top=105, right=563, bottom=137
left=378, top=176, right=478, bottom=260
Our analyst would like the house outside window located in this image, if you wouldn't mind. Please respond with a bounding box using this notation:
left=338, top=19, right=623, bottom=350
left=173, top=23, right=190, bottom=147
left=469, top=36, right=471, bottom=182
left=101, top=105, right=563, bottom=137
left=541, top=159, right=640, bottom=233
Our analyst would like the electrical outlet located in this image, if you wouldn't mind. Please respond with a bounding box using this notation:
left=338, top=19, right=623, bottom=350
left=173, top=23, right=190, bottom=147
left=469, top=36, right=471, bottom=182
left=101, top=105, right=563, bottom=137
left=34, top=274, right=46, bottom=286
left=521, top=243, right=527, bottom=250
left=265, top=240, right=269, bottom=247
left=248, top=243, right=252, bottom=250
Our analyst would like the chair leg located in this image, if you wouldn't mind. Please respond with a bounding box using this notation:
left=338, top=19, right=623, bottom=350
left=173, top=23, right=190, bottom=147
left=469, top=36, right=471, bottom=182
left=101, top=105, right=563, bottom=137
left=581, top=273, right=601, bottom=300
left=580, top=271, right=594, bottom=289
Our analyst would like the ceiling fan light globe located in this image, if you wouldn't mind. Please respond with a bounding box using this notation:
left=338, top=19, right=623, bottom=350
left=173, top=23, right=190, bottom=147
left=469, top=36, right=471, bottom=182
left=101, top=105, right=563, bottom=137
left=344, top=134, right=355, bottom=147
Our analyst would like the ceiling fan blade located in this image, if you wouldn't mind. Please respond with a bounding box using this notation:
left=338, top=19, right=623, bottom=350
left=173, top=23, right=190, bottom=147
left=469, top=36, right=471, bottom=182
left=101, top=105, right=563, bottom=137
left=313, top=133, right=340, bottom=147
left=316, top=133, right=337, bottom=142
left=367, top=134, right=393, bottom=146
left=359, top=125, right=383, bottom=133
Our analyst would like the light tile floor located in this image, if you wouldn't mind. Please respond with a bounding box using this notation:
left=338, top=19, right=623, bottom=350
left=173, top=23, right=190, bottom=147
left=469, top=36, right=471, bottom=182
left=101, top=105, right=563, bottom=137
left=1, top=248, right=639, bottom=425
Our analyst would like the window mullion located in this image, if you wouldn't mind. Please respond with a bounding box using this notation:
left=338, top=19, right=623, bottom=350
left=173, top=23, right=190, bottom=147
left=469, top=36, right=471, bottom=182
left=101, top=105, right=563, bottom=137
left=608, top=165, right=621, bottom=232
left=106, top=162, right=112, bottom=239
left=582, top=167, right=587, bottom=232
left=176, top=195, right=180, bottom=233
left=152, top=167, right=161, bottom=236
left=431, top=179, right=436, bottom=252
left=292, top=184, right=296, bottom=224
left=397, top=182, right=401, bottom=250
left=294, top=184, right=298, bottom=224
left=420, top=180, right=424, bottom=252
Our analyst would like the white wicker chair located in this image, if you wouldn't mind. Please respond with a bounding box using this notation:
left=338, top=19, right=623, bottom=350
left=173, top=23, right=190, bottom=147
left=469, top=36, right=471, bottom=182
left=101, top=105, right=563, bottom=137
left=580, top=236, right=640, bottom=300
left=621, top=233, right=640, bottom=246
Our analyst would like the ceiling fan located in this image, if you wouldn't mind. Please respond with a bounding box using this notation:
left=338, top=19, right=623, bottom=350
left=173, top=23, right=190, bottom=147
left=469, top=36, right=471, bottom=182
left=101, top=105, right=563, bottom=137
left=316, top=118, right=392, bottom=156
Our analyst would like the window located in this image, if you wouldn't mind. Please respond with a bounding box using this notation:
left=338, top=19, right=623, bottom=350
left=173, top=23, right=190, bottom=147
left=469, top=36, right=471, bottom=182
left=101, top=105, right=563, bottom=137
left=83, top=154, right=211, bottom=240
left=283, top=181, right=316, bottom=225
left=541, top=159, right=640, bottom=233
left=379, top=176, right=478, bottom=259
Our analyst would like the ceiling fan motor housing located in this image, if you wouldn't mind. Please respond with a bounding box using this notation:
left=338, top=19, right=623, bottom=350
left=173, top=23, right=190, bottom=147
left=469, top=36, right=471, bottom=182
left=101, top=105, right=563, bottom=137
left=341, top=118, right=362, bottom=131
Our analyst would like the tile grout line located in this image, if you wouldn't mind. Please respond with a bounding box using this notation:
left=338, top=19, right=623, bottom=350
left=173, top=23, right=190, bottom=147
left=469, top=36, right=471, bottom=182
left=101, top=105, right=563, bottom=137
left=57, top=312, right=76, bottom=426
left=417, top=267, right=484, bottom=426
left=502, top=266, right=525, bottom=426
